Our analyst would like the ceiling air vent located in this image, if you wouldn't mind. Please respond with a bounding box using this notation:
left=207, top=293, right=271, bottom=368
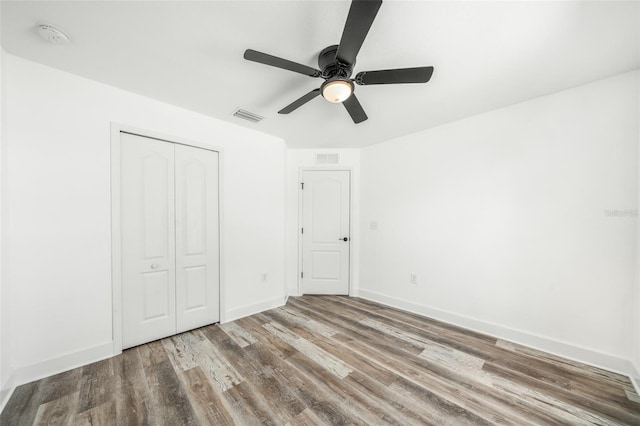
left=233, top=108, right=264, bottom=123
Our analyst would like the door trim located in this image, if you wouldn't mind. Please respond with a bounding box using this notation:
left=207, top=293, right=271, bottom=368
left=110, top=123, right=224, bottom=354
left=297, top=167, right=353, bottom=296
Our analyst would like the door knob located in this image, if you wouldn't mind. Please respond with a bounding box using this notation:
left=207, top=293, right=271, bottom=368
left=151, top=264, right=159, bottom=269
left=340, top=237, right=349, bottom=241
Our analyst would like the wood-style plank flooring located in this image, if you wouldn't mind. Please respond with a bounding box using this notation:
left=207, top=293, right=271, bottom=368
left=2, top=296, right=639, bottom=425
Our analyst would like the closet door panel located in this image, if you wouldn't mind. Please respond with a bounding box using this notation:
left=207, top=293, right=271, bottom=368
left=121, top=133, right=177, bottom=349
left=175, top=144, right=220, bottom=332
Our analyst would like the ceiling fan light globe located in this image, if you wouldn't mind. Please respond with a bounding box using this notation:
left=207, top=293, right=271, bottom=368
left=321, top=80, right=353, bottom=103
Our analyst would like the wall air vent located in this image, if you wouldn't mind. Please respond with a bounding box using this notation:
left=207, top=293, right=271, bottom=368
left=233, top=109, right=264, bottom=123
left=316, top=153, right=339, bottom=165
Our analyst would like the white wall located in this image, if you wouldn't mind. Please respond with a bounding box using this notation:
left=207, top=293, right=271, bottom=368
left=0, top=40, right=13, bottom=411
left=285, top=149, right=360, bottom=296
left=635, top=65, right=640, bottom=388
left=634, top=6, right=640, bottom=391
left=359, top=71, right=639, bottom=374
left=0, top=43, right=3, bottom=397
left=2, top=54, right=286, bottom=390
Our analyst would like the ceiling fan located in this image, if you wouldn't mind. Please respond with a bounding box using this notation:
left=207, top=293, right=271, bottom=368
left=243, top=0, right=434, bottom=124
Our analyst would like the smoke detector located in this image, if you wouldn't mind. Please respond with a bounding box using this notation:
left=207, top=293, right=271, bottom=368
left=36, top=23, right=70, bottom=45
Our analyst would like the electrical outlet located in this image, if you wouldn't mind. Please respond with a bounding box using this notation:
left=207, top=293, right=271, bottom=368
left=261, top=273, right=268, bottom=283
left=410, top=273, right=417, bottom=284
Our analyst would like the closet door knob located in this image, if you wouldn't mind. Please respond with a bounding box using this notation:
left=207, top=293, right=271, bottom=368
left=340, top=237, right=349, bottom=241
left=151, top=264, right=159, bottom=269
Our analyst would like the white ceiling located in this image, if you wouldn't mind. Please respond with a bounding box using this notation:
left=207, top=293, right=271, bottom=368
left=2, top=1, right=638, bottom=148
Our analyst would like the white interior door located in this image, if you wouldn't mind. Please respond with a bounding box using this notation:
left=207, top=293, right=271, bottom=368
left=301, top=170, right=350, bottom=295
left=120, top=132, right=220, bottom=349
left=121, top=133, right=176, bottom=348
left=175, top=144, right=220, bottom=333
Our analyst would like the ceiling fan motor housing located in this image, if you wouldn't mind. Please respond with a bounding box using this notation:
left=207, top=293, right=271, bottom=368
left=318, top=45, right=353, bottom=80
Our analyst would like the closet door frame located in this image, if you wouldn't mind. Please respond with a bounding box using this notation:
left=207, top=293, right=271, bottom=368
left=110, top=123, right=224, bottom=355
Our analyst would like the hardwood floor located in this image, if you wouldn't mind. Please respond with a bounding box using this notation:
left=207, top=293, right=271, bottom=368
left=2, top=295, right=639, bottom=425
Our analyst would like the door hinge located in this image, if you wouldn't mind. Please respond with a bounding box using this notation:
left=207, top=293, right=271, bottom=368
left=301, top=227, right=304, bottom=234
left=301, top=272, right=304, bottom=278
left=301, top=182, right=304, bottom=190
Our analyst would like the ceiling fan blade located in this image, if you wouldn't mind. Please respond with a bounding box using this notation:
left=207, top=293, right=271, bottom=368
left=335, top=0, right=382, bottom=66
left=244, top=49, right=321, bottom=77
left=343, top=94, right=368, bottom=123
left=355, top=67, right=434, bottom=85
left=278, top=89, right=321, bottom=114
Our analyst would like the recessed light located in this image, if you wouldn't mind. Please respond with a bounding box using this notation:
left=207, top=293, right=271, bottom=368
left=36, top=23, right=70, bottom=45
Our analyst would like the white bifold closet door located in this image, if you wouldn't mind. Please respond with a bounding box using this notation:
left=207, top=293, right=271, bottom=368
left=121, top=133, right=219, bottom=349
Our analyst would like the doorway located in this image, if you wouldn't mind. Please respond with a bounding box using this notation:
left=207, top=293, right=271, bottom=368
left=300, top=169, right=351, bottom=295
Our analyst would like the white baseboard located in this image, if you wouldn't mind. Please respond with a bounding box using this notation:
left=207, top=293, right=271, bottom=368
left=0, top=341, right=113, bottom=413
left=287, top=288, right=300, bottom=297
left=0, top=368, right=17, bottom=413
left=357, top=289, right=635, bottom=379
left=632, top=377, right=640, bottom=397
left=224, top=296, right=286, bottom=323
left=631, top=361, right=640, bottom=396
